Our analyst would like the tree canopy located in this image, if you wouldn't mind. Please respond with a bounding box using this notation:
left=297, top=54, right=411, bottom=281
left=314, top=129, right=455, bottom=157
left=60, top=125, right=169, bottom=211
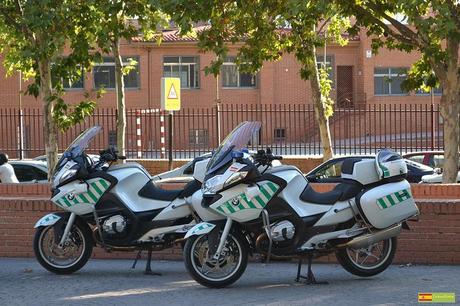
left=166, top=0, right=350, bottom=160
left=336, top=0, right=460, bottom=182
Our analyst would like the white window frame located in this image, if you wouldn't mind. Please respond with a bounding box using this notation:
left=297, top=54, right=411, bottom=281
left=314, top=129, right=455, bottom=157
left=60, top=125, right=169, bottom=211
left=316, top=55, right=335, bottom=87
left=163, top=56, right=200, bottom=89
left=374, top=67, right=409, bottom=96
left=221, top=57, right=257, bottom=89
left=93, top=56, right=140, bottom=89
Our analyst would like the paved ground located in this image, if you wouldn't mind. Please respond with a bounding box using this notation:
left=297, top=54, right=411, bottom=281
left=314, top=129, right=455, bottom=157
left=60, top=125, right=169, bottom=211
left=0, top=258, right=458, bottom=306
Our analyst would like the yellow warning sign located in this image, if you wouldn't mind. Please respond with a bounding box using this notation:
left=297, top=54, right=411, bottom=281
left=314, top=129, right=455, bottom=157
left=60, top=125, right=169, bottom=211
left=161, top=77, right=181, bottom=111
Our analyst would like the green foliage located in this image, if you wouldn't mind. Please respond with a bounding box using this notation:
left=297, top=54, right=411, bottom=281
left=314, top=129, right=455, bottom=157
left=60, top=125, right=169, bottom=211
left=336, top=0, right=460, bottom=93
left=318, top=66, right=334, bottom=117
left=86, top=0, right=168, bottom=53
left=0, top=0, right=101, bottom=129
left=166, top=0, right=349, bottom=120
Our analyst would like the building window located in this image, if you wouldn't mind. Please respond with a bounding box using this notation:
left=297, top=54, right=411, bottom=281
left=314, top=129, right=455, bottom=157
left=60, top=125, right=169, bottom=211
left=374, top=67, right=408, bottom=95
left=93, top=57, right=140, bottom=89
left=51, top=66, right=84, bottom=90
left=415, top=86, right=443, bottom=96
left=189, top=129, right=208, bottom=146
left=274, top=128, right=286, bottom=141
left=316, top=55, right=334, bottom=86
left=221, top=57, right=257, bottom=88
left=163, top=56, right=200, bottom=89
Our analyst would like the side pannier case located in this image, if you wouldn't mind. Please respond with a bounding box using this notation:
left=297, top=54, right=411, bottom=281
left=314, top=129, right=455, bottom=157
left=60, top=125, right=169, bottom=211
left=356, top=150, right=419, bottom=229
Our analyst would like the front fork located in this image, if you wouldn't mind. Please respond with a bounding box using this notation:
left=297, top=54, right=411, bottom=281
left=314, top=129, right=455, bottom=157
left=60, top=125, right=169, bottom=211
left=212, top=218, right=233, bottom=260
left=58, top=212, right=76, bottom=247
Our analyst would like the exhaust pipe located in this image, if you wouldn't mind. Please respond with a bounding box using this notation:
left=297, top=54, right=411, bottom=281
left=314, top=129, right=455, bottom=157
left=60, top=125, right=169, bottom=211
left=338, top=224, right=402, bottom=249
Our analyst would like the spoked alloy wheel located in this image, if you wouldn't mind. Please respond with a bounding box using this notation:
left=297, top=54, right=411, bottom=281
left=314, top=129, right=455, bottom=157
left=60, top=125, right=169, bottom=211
left=184, top=231, right=248, bottom=288
left=336, top=237, right=397, bottom=277
left=33, top=220, right=93, bottom=274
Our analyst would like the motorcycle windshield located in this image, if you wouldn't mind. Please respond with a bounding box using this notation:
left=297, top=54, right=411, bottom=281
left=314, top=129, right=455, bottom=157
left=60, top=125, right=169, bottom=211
left=53, top=126, right=102, bottom=173
left=206, top=121, right=261, bottom=175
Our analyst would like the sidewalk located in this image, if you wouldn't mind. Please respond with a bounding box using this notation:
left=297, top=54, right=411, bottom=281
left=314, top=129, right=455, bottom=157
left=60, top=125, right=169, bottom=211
left=0, top=258, right=458, bottom=306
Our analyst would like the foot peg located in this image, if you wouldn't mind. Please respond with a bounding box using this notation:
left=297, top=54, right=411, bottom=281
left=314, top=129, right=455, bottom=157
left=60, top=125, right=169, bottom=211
left=295, top=254, right=328, bottom=285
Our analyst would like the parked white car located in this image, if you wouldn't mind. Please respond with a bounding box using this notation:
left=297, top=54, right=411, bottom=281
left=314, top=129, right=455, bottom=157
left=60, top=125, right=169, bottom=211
left=9, top=160, right=48, bottom=183
left=421, top=171, right=460, bottom=183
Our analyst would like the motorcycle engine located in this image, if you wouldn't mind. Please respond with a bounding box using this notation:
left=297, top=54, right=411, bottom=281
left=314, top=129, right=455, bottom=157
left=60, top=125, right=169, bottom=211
left=270, top=220, right=295, bottom=242
left=102, top=215, right=127, bottom=235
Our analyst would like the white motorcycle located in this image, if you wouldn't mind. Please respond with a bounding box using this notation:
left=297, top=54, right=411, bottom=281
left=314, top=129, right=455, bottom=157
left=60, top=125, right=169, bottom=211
left=183, top=121, right=420, bottom=288
left=33, top=126, right=206, bottom=275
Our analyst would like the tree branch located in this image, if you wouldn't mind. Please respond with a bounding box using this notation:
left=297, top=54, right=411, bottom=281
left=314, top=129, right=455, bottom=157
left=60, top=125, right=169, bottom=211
left=351, top=4, right=416, bottom=46
left=366, top=1, right=425, bottom=48
left=316, top=17, right=332, bottom=35
left=445, top=0, right=460, bottom=29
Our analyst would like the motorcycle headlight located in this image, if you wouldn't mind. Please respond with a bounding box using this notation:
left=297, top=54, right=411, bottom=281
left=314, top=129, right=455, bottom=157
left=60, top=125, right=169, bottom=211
left=52, top=162, right=80, bottom=188
left=223, top=171, right=248, bottom=188
left=202, top=175, right=223, bottom=194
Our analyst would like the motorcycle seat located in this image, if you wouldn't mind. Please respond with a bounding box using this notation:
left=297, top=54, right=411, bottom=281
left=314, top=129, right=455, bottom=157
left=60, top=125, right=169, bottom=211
left=300, top=181, right=363, bottom=205
left=138, top=180, right=183, bottom=202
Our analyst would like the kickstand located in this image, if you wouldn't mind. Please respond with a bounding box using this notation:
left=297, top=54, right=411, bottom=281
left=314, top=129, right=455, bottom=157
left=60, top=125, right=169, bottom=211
left=295, top=254, right=328, bottom=285
left=131, top=249, right=142, bottom=269
left=144, top=247, right=161, bottom=276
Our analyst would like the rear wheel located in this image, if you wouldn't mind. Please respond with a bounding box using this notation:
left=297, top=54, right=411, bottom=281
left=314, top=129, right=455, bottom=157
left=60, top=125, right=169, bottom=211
left=184, top=231, right=248, bottom=288
left=33, top=219, right=93, bottom=274
left=336, top=237, right=397, bottom=277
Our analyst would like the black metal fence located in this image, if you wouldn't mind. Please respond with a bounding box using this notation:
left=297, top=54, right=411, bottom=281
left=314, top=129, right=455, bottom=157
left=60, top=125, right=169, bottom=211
left=0, top=104, right=443, bottom=159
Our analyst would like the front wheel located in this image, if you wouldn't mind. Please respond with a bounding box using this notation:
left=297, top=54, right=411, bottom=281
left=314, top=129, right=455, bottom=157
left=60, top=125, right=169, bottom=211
left=184, top=231, right=248, bottom=288
left=33, top=219, right=93, bottom=274
left=336, top=237, right=397, bottom=277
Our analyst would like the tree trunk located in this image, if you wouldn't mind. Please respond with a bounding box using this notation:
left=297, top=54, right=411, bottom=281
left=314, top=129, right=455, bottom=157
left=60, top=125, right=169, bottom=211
left=38, top=58, right=58, bottom=179
left=112, top=39, right=126, bottom=158
left=439, top=39, right=459, bottom=183
left=305, top=47, right=334, bottom=161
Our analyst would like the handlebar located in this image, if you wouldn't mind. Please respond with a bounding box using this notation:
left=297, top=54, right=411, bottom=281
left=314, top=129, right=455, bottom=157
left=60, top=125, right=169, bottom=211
left=253, top=148, right=282, bottom=166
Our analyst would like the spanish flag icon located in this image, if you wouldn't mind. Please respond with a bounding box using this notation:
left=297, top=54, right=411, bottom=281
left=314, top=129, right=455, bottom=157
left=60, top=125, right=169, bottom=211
left=418, top=293, right=433, bottom=302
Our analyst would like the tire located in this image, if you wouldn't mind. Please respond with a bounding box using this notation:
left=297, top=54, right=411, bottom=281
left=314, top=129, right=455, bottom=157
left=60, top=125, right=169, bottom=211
left=33, top=219, right=93, bottom=274
left=184, top=230, right=248, bottom=288
left=336, top=237, right=397, bottom=277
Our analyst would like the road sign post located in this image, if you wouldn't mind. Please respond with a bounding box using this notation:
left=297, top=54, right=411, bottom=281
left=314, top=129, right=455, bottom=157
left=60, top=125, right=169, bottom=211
left=161, top=78, right=181, bottom=170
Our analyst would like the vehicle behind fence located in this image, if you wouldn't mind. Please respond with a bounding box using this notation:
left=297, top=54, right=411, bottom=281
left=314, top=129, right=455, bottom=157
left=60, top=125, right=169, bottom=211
left=0, top=104, right=443, bottom=159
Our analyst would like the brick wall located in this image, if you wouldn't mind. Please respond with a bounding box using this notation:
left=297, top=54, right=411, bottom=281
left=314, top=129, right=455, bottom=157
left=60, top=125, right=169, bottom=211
left=1, top=183, right=459, bottom=263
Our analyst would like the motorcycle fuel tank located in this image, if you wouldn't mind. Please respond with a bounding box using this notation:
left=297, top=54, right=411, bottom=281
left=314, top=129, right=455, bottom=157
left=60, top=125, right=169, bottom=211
left=108, top=163, right=171, bottom=213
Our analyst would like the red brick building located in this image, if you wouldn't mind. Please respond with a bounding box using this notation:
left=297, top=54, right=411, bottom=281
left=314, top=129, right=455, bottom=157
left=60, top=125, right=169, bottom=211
left=0, top=28, right=443, bottom=158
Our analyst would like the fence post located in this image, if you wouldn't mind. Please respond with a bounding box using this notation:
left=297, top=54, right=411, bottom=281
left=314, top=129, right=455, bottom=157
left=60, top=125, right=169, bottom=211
left=216, top=102, right=222, bottom=145
left=17, top=108, right=24, bottom=159
left=430, top=89, right=435, bottom=150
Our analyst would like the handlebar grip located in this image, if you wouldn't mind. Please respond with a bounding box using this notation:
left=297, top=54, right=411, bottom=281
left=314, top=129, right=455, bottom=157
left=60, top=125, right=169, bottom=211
left=274, top=155, right=283, bottom=160
left=118, top=156, right=127, bottom=160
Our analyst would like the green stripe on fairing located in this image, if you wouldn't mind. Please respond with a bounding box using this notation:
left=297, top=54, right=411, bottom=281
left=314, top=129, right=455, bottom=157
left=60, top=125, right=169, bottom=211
left=91, top=182, right=103, bottom=195
left=86, top=190, right=98, bottom=202
left=78, top=193, right=89, bottom=203
left=254, top=195, right=266, bottom=207
left=213, top=182, right=280, bottom=215
left=267, top=182, right=278, bottom=193
left=99, top=179, right=109, bottom=189
left=241, top=194, right=257, bottom=208
left=260, top=187, right=272, bottom=200
left=62, top=198, right=72, bottom=207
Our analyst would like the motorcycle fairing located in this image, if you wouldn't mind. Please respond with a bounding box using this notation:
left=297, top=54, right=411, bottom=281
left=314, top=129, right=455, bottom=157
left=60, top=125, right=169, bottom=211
left=34, top=213, right=61, bottom=228
left=51, top=178, right=111, bottom=214
left=184, top=222, right=216, bottom=239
